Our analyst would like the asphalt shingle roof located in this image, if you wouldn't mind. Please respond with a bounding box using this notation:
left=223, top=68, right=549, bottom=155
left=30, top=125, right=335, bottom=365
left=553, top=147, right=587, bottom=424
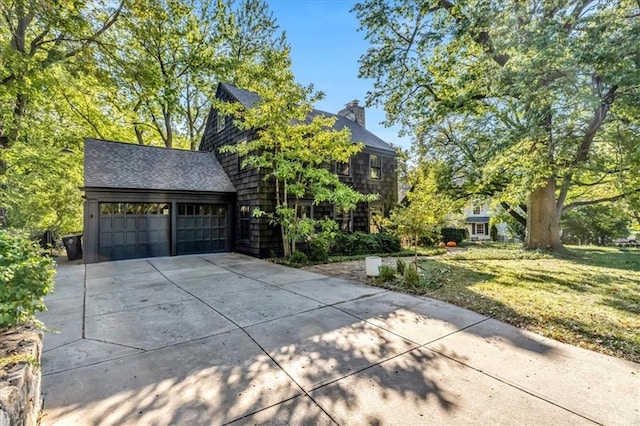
left=220, top=83, right=396, bottom=154
left=84, top=138, right=236, bottom=193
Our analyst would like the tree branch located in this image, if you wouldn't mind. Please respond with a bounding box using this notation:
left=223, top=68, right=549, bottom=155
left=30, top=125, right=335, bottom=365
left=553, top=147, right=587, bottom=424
left=563, top=190, right=640, bottom=212
left=501, top=201, right=527, bottom=226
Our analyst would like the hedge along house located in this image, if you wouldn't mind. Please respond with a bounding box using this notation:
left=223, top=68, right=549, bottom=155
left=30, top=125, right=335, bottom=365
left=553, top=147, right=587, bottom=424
left=199, top=83, right=398, bottom=258
left=82, top=139, right=236, bottom=263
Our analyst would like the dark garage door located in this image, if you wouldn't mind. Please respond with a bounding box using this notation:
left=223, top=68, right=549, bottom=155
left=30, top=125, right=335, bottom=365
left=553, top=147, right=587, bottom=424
left=177, top=204, right=227, bottom=255
left=99, top=203, right=170, bottom=261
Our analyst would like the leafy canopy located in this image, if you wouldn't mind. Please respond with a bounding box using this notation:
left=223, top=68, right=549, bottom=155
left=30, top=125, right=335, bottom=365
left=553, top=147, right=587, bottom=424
left=354, top=0, right=640, bottom=247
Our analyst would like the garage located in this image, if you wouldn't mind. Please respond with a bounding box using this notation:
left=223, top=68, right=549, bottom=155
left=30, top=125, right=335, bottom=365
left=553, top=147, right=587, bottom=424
left=83, top=138, right=236, bottom=263
left=98, top=202, right=171, bottom=261
left=176, top=203, right=228, bottom=255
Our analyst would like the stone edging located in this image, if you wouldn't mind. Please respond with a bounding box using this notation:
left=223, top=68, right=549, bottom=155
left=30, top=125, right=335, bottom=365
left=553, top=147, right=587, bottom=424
left=0, top=325, right=43, bottom=426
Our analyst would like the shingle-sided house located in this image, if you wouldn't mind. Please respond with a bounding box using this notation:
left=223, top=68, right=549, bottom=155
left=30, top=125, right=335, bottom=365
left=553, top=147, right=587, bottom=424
left=82, top=83, right=397, bottom=263
left=199, top=83, right=398, bottom=258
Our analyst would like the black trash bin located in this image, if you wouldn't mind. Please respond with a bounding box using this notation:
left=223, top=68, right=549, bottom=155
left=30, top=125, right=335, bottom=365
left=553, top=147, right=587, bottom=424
left=62, top=234, right=83, bottom=261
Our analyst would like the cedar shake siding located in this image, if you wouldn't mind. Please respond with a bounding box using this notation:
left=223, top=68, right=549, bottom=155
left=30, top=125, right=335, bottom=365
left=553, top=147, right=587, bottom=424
left=199, top=83, right=398, bottom=257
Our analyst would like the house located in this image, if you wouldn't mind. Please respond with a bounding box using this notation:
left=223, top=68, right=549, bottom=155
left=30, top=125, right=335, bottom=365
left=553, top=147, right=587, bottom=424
left=463, top=203, right=513, bottom=242
left=199, top=83, right=397, bottom=258
left=81, top=83, right=397, bottom=263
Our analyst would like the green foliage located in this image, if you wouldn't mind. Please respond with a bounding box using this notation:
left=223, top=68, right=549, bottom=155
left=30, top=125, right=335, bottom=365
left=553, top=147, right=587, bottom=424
left=306, top=234, right=330, bottom=262
left=288, top=250, right=308, bottom=265
left=0, top=230, right=55, bottom=329
left=396, top=258, right=406, bottom=275
left=441, top=228, right=468, bottom=245
left=561, top=204, right=631, bottom=245
left=490, top=224, right=499, bottom=242
left=377, top=265, right=397, bottom=283
left=355, top=0, right=640, bottom=251
left=330, top=231, right=401, bottom=256
left=390, top=162, right=453, bottom=255
left=403, top=263, right=419, bottom=288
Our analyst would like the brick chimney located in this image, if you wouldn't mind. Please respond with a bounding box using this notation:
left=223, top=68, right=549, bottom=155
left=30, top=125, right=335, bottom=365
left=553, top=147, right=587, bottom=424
left=338, top=100, right=365, bottom=128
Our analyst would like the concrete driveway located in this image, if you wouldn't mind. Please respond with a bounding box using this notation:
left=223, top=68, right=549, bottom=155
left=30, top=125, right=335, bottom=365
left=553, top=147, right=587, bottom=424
left=40, top=253, right=638, bottom=425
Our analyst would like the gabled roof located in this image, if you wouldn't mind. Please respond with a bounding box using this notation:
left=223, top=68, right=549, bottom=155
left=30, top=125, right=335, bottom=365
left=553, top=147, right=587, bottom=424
left=84, top=138, right=236, bottom=193
left=218, top=83, right=396, bottom=154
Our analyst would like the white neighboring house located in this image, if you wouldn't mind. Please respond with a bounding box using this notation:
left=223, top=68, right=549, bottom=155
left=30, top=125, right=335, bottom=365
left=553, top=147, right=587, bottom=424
left=463, top=203, right=511, bottom=241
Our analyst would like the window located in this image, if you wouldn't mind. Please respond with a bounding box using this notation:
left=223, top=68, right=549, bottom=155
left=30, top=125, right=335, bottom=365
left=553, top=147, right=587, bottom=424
left=369, top=205, right=384, bottom=234
left=334, top=207, right=353, bottom=232
left=217, top=113, right=226, bottom=133
left=239, top=205, right=250, bottom=241
left=473, top=205, right=481, bottom=215
left=336, top=160, right=350, bottom=176
left=472, top=223, right=489, bottom=235
left=369, top=154, right=382, bottom=180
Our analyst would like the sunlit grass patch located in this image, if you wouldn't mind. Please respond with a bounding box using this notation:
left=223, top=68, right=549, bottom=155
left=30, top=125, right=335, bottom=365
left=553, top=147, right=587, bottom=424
left=404, top=244, right=639, bottom=362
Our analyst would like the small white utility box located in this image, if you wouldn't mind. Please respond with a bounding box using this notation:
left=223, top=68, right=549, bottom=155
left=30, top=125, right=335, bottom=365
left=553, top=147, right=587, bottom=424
left=365, top=256, right=382, bottom=277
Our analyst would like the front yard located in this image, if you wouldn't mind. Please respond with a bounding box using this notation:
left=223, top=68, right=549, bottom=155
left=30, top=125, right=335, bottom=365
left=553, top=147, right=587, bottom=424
left=308, top=244, right=640, bottom=363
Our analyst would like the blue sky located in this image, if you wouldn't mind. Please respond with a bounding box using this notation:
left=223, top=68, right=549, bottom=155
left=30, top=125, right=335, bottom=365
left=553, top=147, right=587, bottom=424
left=267, top=0, right=410, bottom=149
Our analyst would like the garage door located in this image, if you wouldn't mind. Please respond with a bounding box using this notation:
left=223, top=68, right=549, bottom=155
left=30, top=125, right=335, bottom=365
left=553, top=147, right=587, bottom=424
left=99, top=203, right=170, bottom=261
left=176, top=204, right=227, bottom=255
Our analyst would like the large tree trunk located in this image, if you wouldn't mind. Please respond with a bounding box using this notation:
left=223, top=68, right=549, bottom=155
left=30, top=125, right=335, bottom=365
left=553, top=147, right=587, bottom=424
left=525, top=176, right=564, bottom=251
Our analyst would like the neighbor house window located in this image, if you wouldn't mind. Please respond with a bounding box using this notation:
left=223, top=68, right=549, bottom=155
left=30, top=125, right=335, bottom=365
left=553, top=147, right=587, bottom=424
left=336, top=160, right=350, bottom=176
left=334, top=207, right=353, bottom=232
left=473, top=205, right=481, bottom=215
left=472, top=223, right=488, bottom=235
left=369, top=154, right=381, bottom=180
left=239, top=205, right=250, bottom=241
left=217, top=113, right=226, bottom=133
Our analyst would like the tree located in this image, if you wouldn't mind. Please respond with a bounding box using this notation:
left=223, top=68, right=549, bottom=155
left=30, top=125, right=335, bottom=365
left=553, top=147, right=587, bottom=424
left=390, top=162, right=452, bottom=263
left=561, top=203, right=631, bottom=245
left=99, top=0, right=284, bottom=149
left=354, top=0, right=640, bottom=252
left=218, top=51, right=377, bottom=257
left=0, top=0, right=125, bottom=233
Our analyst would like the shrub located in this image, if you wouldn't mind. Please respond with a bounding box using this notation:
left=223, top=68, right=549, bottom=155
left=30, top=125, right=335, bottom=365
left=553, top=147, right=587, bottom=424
left=375, top=232, right=402, bottom=253
left=441, top=227, right=468, bottom=244
left=289, top=250, right=308, bottom=265
left=331, top=231, right=401, bottom=256
left=306, top=235, right=330, bottom=262
left=490, top=224, right=498, bottom=242
left=403, top=262, right=420, bottom=287
left=396, top=258, right=406, bottom=275
left=377, top=265, right=396, bottom=283
left=0, top=230, right=55, bottom=329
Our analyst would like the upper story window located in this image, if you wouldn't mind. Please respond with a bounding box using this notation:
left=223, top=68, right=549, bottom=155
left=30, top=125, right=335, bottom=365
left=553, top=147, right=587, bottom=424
left=217, top=112, right=226, bottom=133
left=369, top=154, right=382, bottom=180
left=473, top=205, right=481, bottom=215
left=336, top=160, right=350, bottom=176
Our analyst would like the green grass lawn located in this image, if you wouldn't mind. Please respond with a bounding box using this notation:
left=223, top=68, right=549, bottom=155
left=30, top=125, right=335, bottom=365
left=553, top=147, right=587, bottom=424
left=383, top=244, right=640, bottom=363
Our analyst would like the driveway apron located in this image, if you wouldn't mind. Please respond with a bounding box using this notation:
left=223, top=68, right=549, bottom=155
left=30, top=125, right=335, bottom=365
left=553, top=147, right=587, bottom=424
left=40, top=254, right=639, bottom=425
